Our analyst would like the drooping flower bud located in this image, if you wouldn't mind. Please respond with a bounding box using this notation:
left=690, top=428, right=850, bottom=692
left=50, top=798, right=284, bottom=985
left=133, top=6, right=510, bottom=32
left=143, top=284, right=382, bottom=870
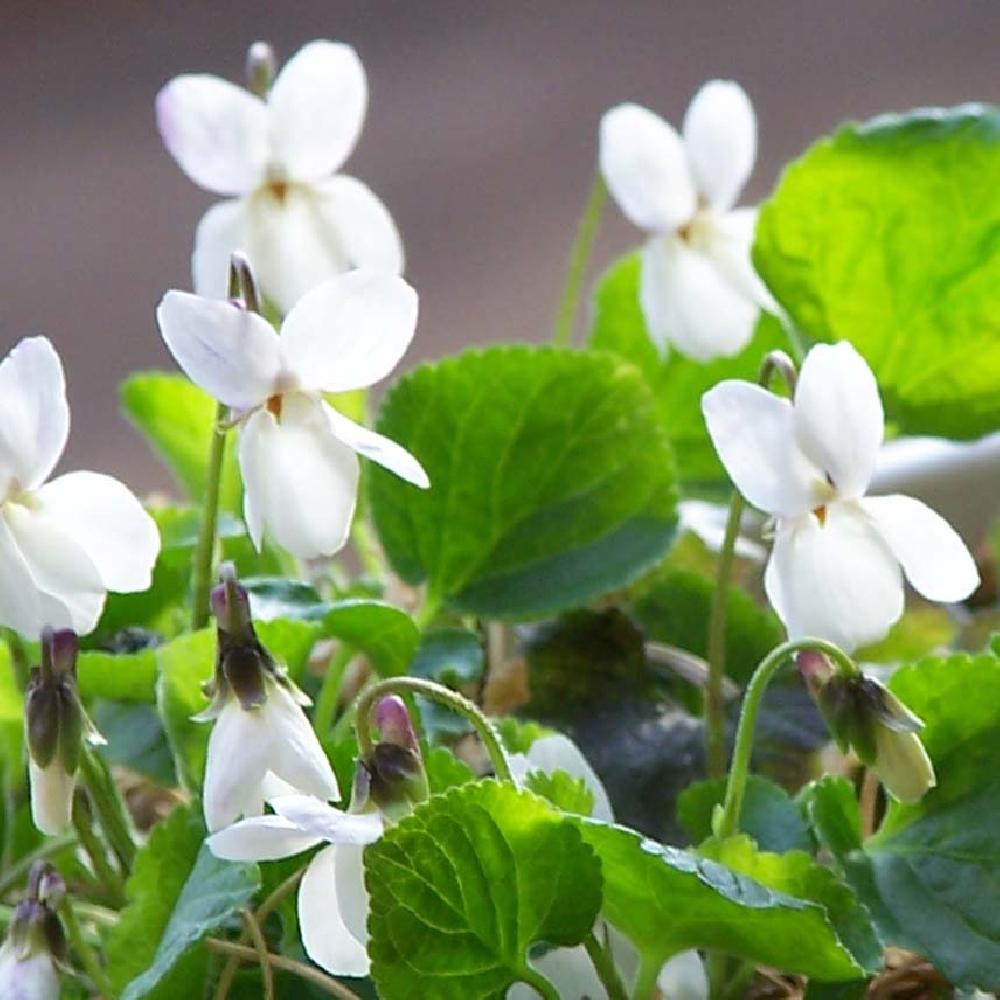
left=245, top=41, right=276, bottom=97
left=0, top=863, right=66, bottom=1000
left=361, top=696, right=429, bottom=820
left=200, top=565, right=339, bottom=832
left=815, top=672, right=935, bottom=803
left=24, top=630, right=103, bottom=835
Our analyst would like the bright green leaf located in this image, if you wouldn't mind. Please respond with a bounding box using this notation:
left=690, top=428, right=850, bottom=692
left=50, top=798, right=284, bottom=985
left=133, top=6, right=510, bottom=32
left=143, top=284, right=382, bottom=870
left=588, top=254, right=789, bottom=494
left=78, top=648, right=159, bottom=703
left=122, top=842, right=259, bottom=999
left=578, top=820, right=871, bottom=983
left=121, top=373, right=242, bottom=512
left=424, top=745, right=475, bottom=794
left=754, top=104, right=1000, bottom=439
left=0, top=644, right=24, bottom=768
left=365, top=780, right=602, bottom=999
left=369, top=345, right=678, bottom=619
left=524, top=769, right=595, bottom=817
left=321, top=600, right=419, bottom=677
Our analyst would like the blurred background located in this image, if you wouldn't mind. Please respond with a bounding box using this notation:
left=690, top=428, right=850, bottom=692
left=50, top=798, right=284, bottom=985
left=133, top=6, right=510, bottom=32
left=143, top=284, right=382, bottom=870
left=1, top=0, right=997, bottom=493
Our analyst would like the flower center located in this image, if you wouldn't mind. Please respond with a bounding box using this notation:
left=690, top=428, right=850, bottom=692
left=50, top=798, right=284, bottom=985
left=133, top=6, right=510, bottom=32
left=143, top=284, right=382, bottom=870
left=812, top=504, right=828, bottom=526
left=266, top=394, right=283, bottom=419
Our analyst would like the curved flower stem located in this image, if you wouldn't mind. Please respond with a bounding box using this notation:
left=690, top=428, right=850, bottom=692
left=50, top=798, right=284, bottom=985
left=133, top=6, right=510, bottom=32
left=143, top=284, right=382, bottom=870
left=704, top=491, right=744, bottom=778
left=71, top=798, right=125, bottom=908
left=552, top=172, right=607, bottom=347
left=355, top=677, right=512, bottom=782
left=215, top=866, right=305, bottom=1000
left=61, top=897, right=115, bottom=998
left=191, top=402, right=228, bottom=631
left=240, top=907, right=274, bottom=1000
left=517, top=966, right=561, bottom=1000
left=207, top=939, right=362, bottom=999
left=716, top=637, right=856, bottom=840
left=312, top=644, right=356, bottom=738
left=79, top=748, right=136, bottom=872
left=584, top=929, right=629, bottom=1000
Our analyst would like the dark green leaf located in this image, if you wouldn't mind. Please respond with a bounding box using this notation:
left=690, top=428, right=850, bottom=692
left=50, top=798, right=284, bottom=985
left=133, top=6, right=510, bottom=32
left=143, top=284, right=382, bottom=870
left=122, top=843, right=259, bottom=999
left=411, top=629, right=484, bottom=740
left=588, top=254, right=789, bottom=494
left=755, top=104, right=1000, bottom=439
left=92, top=701, right=176, bottom=785
left=366, top=780, right=602, bottom=999
left=678, top=775, right=811, bottom=852
left=121, top=373, right=242, bottom=511
left=370, top=345, right=678, bottom=618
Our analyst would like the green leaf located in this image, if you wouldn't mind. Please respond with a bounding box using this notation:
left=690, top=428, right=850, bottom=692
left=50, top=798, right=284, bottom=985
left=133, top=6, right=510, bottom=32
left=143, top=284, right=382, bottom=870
left=524, top=769, right=595, bottom=817
left=411, top=629, right=485, bottom=740
left=122, top=373, right=242, bottom=511
left=0, top=643, right=24, bottom=768
left=678, top=775, right=811, bottom=852
left=754, top=104, right=1000, bottom=439
left=92, top=701, right=176, bottom=785
left=105, top=805, right=207, bottom=997
left=800, top=776, right=863, bottom=861
left=369, top=345, right=678, bottom=619
left=424, top=745, right=475, bottom=794
left=122, top=843, right=259, bottom=999
left=155, top=630, right=215, bottom=792
left=823, top=652, right=1000, bottom=988
left=495, top=717, right=555, bottom=755
left=588, top=254, right=789, bottom=493
left=77, top=648, right=159, bottom=703
left=578, top=821, right=873, bottom=983
left=365, top=780, right=602, bottom=999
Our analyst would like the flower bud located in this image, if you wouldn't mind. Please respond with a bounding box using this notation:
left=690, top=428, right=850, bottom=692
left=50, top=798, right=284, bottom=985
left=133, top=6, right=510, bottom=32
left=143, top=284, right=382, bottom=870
left=24, top=630, right=101, bottom=835
left=246, top=41, right=276, bottom=97
left=362, top=696, right=429, bottom=820
left=815, top=672, right=935, bottom=803
left=2, top=864, right=67, bottom=995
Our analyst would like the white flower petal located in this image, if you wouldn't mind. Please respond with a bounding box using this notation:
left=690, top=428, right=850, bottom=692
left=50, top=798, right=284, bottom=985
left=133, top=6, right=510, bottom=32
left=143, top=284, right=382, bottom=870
left=0, top=514, right=46, bottom=637
left=599, top=103, right=697, bottom=232
left=156, top=76, right=268, bottom=195
left=299, top=845, right=370, bottom=977
left=0, top=944, right=60, bottom=1000
left=863, top=494, right=979, bottom=602
left=315, top=175, right=404, bottom=274
left=270, top=795, right=383, bottom=845
left=525, top=734, right=614, bottom=823
left=682, top=80, right=756, bottom=212
left=702, top=381, right=821, bottom=516
left=0, top=337, right=68, bottom=495
left=203, top=701, right=271, bottom=832
left=208, top=815, right=322, bottom=862
left=873, top=727, right=936, bottom=804
left=658, top=950, right=709, bottom=1000
left=766, top=503, right=904, bottom=652
left=640, top=235, right=758, bottom=361
left=267, top=41, right=366, bottom=182
left=4, top=503, right=105, bottom=635
left=678, top=499, right=766, bottom=562
left=35, top=472, right=159, bottom=593
left=238, top=397, right=359, bottom=558
left=280, top=270, right=418, bottom=393
left=326, top=407, right=428, bottom=488
left=794, top=343, right=884, bottom=499
left=243, top=186, right=353, bottom=315
left=507, top=945, right=601, bottom=999
left=28, top=758, right=75, bottom=836
left=701, top=207, right=777, bottom=311
left=156, top=291, right=282, bottom=409
left=192, top=199, right=249, bottom=300
left=263, top=684, right=340, bottom=803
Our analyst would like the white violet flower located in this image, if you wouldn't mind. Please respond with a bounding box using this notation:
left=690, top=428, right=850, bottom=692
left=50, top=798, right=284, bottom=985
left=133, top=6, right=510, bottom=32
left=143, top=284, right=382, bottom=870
left=0, top=337, right=159, bottom=637
left=157, top=39, right=402, bottom=313
left=702, top=341, right=980, bottom=652
left=599, top=80, right=774, bottom=361
left=156, top=269, right=429, bottom=559
left=208, top=793, right=384, bottom=977
left=508, top=734, right=707, bottom=1000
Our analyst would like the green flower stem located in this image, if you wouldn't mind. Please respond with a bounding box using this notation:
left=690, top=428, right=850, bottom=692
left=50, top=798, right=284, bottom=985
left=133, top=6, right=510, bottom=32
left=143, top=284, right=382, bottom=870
left=240, top=907, right=274, bottom=1000
left=71, top=798, right=125, bottom=909
left=704, top=490, right=744, bottom=778
left=190, top=402, right=228, bottom=631
left=631, top=955, right=661, bottom=1000
left=79, top=748, right=136, bottom=872
left=61, top=899, right=115, bottom=999
left=716, top=637, right=856, bottom=840
left=312, top=644, right=356, bottom=738
left=517, top=967, right=561, bottom=1000
left=552, top=172, right=607, bottom=347
left=584, top=929, right=629, bottom=1000
left=355, top=677, right=512, bottom=782
left=207, top=939, right=362, bottom=999
left=351, top=517, right=385, bottom=579
left=413, top=591, right=442, bottom=631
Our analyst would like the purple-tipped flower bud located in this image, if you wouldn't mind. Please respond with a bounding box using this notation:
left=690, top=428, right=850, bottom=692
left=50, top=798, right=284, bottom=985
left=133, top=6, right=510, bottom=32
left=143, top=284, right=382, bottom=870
left=5, top=863, right=66, bottom=973
left=795, top=649, right=834, bottom=699
left=363, top=696, right=428, bottom=820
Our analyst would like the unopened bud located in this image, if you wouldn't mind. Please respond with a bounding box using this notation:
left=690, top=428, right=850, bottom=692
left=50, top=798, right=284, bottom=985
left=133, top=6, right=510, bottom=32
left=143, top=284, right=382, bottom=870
left=246, top=41, right=276, bottom=97
left=227, top=253, right=261, bottom=314
left=795, top=649, right=834, bottom=699
left=25, top=630, right=85, bottom=774
left=7, top=864, right=66, bottom=966
left=363, top=696, right=429, bottom=819
left=815, top=673, right=935, bottom=803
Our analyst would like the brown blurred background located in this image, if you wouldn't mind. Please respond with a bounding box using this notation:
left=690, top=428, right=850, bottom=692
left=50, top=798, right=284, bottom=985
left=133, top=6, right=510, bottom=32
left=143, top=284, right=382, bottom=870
left=1, top=0, right=997, bottom=494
